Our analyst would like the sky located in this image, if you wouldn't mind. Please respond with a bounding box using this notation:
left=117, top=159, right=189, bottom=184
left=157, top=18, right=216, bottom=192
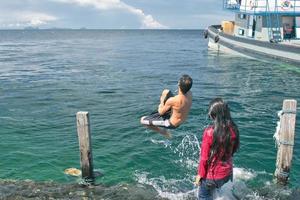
left=0, top=0, right=234, bottom=29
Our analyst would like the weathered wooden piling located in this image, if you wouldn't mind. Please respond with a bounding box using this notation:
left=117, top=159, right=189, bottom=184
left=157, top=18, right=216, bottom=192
left=76, top=111, right=94, bottom=183
left=274, top=99, right=297, bottom=184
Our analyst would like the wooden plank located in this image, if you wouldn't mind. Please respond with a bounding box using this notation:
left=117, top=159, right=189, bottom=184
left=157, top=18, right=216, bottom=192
left=76, top=111, right=94, bottom=183
left=275, top=99, right=297, bottom=184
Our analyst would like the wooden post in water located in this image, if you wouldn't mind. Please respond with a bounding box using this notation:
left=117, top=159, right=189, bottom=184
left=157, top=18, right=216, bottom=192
left=274, top=99, right=297, bottom=184
left=76, top=111, right=94, bottom=183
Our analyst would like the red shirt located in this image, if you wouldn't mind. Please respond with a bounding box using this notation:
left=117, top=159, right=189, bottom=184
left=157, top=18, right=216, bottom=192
left=197, top=126, right=237, bottom=180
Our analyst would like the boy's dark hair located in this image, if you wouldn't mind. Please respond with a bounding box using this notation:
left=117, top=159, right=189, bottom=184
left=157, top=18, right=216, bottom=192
left=178, top=75, right=193, bottom=94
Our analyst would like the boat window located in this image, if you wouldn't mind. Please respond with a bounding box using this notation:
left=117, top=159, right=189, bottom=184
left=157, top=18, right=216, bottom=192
left=238, top=28, right=245, bottom=35
left=238, top=14, right=246, bottom=19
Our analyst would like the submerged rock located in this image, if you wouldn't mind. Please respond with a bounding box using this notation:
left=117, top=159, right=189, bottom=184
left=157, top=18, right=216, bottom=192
left=291, top=188, right=300, bottom=200
left=0, top=179, right=167, bottom=200
left=1, top=179, right=299, bottom=200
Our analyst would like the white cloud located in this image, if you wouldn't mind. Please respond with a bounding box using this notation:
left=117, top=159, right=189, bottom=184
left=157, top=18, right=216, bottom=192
left=52, top=0, right=167, bottom=29
left=0, top=11, right=57, bottom=28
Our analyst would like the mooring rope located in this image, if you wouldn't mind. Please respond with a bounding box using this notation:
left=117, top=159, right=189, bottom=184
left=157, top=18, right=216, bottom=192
left=273, top=110, right=282, bottom=148
left=273, top=109, right=296, bottom=148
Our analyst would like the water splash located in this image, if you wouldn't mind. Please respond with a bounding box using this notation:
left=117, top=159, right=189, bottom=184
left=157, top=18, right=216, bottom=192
left=134, top=171, right=197, bottom=200
left=233, top=167, right=256, bottom=181
left=150, top=138, right=172, bottom=148
left=141, top=134, right=294, bottom=199
left=134, top=167, right=295, bottom=200
left=172, top=134, right=200, bottom=170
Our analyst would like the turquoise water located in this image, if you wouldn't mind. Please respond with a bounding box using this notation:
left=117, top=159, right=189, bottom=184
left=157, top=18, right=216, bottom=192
left=0, top=30, right=299, bottom=199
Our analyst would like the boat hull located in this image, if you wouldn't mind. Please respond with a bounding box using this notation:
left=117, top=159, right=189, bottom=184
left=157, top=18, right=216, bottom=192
left=207, top=25, right=300, bottom=65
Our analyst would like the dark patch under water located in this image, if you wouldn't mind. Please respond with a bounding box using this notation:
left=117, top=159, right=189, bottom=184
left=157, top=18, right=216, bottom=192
left=0, top=180, right=167, bottom=200
left=1, top=179, right=300, bottom=200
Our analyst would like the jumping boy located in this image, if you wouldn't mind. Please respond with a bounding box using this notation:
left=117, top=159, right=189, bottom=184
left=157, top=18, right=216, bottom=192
left=140, top=74, right=193, bottom=138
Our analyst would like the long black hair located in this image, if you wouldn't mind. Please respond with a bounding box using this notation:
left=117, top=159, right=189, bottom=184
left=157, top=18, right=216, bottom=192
left=207, top=98, right=240, bottom=167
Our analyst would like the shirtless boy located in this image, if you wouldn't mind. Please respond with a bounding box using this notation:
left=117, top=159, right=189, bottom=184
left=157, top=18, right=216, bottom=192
left=140, top=75, right=193, bottom=138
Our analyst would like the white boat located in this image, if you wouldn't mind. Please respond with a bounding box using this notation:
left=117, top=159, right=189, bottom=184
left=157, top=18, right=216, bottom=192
left=206, top=0, right=300, bottom=65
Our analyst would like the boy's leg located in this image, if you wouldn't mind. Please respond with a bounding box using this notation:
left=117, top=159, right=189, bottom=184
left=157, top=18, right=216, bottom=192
left=140, top=115, right=172, bottom=138
left=145, top=125, right=172, bottom=139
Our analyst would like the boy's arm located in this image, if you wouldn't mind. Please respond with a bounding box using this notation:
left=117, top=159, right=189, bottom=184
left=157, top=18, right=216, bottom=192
left=158, top=97, right=173, bottom=115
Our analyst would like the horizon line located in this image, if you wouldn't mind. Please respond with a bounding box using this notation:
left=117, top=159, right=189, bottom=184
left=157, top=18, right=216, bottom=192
left=0, top=28, right=206, bottom=31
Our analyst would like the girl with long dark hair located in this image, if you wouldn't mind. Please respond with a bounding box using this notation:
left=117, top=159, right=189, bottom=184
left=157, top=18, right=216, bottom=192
left=195, top=98, right=240, bottom=200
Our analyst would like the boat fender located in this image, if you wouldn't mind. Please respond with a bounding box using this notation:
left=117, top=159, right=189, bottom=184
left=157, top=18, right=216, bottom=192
left=214, top=35, right=220, bottom=43
left=203, top=30, right=208, bottom=39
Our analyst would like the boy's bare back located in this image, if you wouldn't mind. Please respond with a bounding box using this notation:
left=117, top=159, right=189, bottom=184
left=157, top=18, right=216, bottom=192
left=140, top=75, right=193, bottom=138
left=163, top=91, right=192, bottom=127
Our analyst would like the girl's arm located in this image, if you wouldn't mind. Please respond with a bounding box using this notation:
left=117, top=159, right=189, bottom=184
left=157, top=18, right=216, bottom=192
left=197, top=127, right=213, bottom=179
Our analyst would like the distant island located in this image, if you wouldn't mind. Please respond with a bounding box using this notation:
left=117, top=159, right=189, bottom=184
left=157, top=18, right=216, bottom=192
left=23, top=26, right=40, bottom=30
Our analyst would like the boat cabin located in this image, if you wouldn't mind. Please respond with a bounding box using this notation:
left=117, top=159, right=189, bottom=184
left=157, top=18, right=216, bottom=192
left=223, top=0, right=300, bottom=42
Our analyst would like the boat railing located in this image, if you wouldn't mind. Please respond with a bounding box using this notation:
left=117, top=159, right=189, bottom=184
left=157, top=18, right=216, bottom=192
left=223, top=0, right=241, bottom=10
left=224, top=0, right=300, bottom=15
left=208, top=25, right=222, bottom=34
